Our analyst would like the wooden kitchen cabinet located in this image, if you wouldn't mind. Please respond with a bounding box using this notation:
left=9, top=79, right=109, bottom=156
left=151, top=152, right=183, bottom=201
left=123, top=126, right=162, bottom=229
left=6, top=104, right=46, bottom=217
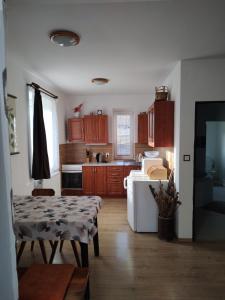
left=83, top=166, right=107, bottom=195
left=107, top=166, right=124, bottom=196
left=84, top=115, right=108, bottom=144
left=148, top=100, right=174, bottom=147
left=67, top=118, right=84, bottom=142
left=138, top=113, right=148, bottom=144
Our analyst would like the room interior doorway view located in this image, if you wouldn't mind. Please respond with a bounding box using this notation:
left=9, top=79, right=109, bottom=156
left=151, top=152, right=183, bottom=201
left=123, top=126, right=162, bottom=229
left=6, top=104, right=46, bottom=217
left=193, top=101, right=225, bottom=241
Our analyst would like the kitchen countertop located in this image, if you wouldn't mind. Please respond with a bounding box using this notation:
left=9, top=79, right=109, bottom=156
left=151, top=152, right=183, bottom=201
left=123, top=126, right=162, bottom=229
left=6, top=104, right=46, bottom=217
left=82, top=160, right=141, bottom=167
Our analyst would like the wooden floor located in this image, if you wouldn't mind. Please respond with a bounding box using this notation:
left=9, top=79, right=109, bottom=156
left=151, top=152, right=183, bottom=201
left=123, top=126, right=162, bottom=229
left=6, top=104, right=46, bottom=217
left=19, top=198, right=225, bottom=300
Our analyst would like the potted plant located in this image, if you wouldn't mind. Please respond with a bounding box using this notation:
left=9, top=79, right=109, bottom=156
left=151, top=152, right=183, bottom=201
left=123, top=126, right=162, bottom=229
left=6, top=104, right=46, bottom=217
left=149, top=171, right=181, bottom=241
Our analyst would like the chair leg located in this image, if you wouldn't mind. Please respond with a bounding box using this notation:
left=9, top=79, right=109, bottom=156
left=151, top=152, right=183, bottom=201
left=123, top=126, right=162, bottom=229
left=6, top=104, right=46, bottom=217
left=49, top=240, right=54, bottom=249
left=30, top=241, right=35, bottom=251
left=59, top=240, right=64, bottom=252
left=38, top=240, right=48, bottom=264
left=70, top=240, right=81, bottom=267
left=49, top=241, right=59, bottom=264
left=17, top=241, right=26, bottom=264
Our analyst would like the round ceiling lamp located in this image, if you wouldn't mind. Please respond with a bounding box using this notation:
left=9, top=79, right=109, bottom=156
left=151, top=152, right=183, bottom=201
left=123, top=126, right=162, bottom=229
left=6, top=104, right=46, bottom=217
left=91, top=78, right=110, bottom=85
left=49, top=30, right=80, bottom=47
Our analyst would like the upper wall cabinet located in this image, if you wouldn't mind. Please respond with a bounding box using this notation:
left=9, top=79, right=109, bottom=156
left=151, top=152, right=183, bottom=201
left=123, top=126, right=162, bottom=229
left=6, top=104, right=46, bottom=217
left=148, top=101, right=174, bottom=147
left=84, top=115, right=108, bottom=144
left=67, top=118, right=84, bottom=142
left=138, top=113, right=148, bottom=144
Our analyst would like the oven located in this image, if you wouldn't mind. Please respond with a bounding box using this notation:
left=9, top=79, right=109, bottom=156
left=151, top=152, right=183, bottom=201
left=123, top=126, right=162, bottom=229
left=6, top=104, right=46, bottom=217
left=61, top=164, right=83, bottom=189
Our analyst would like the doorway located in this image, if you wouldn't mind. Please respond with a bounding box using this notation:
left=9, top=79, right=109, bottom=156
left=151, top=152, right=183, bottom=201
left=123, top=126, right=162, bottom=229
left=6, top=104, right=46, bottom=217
left=193, top=101, right=225, bottom=241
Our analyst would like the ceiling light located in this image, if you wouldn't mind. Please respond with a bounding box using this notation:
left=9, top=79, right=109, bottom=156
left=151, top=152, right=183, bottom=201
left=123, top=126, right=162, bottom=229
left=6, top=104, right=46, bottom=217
left=49, top=30, right=80, bottom=47
left=92, top=78, right=110, bottom=85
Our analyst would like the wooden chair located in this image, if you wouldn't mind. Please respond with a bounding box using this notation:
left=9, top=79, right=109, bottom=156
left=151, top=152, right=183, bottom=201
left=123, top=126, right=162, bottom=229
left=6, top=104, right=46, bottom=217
left=18, top=264, right=89, bottom=300
left=32, top=188, right=55, bottom=196
left=17, top=189, right=55, bottom=265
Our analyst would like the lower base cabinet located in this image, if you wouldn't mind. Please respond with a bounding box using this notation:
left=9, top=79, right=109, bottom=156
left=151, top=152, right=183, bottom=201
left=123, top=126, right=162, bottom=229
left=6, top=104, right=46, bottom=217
left=82, top=165, right=141, bottom=197
left=83, top=166, right=107, bottom=196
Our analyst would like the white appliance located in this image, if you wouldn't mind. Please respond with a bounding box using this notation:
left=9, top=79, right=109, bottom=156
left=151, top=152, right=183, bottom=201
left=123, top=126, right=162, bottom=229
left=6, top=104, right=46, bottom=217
left=124, top=157, right=168, bottom=232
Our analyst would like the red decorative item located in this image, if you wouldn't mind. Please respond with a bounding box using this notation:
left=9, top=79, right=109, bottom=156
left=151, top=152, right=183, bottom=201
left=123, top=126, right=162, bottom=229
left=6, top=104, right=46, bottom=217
left=73, top=103, right=83, bottom=113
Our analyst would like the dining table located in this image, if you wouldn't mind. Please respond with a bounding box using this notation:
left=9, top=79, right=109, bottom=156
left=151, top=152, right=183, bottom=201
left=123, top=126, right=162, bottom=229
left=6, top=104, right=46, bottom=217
left=13, top=194, right=102, bottom=267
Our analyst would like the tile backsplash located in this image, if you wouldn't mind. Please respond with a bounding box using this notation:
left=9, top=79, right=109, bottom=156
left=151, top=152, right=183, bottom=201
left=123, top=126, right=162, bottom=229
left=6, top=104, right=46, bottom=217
left=60, top=143, right=153, bottom=164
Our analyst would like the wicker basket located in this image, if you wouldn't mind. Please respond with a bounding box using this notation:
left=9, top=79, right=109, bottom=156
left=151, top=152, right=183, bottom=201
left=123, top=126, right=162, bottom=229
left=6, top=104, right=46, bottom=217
left=155, top=92, right=168, bottom=101
left=155, top=86, right=168, bottom=101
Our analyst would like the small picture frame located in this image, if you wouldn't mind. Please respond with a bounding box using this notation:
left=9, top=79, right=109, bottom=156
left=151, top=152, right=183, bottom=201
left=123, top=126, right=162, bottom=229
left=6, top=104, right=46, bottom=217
left=97, top=109, right=103, bottom=115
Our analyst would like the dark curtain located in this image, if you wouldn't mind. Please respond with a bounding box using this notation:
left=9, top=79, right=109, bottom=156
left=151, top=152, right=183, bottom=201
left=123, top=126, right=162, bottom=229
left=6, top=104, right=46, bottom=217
left=32, top=89, right=50, bottom=179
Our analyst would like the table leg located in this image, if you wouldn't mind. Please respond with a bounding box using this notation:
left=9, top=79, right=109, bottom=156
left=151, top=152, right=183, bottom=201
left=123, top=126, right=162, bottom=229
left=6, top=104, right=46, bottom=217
left=17, top=241, right=26, bottom=264
left=38, top=240, right=48, bottom=264
left=49, top=241, right=58, bottom=264
left=93, top=217, right=99, bottom=256
left=30, top=241, right=35, bottom=251
left=79, top=242, right=89, bottom=267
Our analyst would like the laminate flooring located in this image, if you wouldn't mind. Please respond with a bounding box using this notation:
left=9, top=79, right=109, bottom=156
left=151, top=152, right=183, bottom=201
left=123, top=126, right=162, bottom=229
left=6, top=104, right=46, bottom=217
left=18, top=198, right=225, bottom=300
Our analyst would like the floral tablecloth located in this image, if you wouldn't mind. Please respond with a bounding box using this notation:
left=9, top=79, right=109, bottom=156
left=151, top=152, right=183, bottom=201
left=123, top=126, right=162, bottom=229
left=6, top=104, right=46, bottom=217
left=13, top=195, right=102, bottom=244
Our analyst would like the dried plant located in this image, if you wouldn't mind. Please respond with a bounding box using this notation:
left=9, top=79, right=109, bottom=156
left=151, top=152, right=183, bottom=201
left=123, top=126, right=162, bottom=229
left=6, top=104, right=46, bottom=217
left=149, top=171, right=181, bottom=218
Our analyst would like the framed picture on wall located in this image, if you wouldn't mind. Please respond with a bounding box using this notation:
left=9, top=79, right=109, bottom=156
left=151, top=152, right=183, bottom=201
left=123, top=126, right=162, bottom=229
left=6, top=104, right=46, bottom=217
left=6, top=94, right=19, bottom=155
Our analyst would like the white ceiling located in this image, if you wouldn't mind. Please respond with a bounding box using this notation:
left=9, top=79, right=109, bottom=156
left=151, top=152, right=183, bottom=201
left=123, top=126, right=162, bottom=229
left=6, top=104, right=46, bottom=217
left=6, top=0, right=225, bottom=96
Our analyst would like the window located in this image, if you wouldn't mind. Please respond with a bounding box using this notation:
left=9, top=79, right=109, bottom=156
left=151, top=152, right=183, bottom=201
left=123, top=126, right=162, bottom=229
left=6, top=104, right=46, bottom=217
left=113, top=110, right=134, bottom=159
left=28, top=87, right=59, bottom=176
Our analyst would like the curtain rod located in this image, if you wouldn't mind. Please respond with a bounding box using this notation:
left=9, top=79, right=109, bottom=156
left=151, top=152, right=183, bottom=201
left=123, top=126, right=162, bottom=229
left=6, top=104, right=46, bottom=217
left=27, top=82, right=58, bottom=99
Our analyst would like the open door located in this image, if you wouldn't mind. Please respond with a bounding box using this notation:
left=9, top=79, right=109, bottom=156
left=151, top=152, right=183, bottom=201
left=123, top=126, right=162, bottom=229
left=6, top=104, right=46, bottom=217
left=193, top=101, right=225, bottom=241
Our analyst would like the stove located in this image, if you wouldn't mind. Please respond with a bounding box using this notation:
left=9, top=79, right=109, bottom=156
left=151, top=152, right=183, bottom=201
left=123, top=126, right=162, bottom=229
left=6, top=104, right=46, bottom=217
left=62, top=164, right=83, bottom=172
left=61, top=164, right=83, bottom=189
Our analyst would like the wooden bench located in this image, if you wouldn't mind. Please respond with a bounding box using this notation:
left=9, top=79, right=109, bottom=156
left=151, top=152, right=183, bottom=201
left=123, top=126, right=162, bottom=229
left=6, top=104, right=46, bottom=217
left=18, top=264, right=89, bottom=300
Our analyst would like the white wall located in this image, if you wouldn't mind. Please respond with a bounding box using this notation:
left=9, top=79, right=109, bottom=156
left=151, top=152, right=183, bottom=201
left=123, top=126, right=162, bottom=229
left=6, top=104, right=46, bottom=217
left=0, top=1, right=18, bottom=298
left=163, top=62, right=181, bottom=235
left=163, top=62, right=181, bottom=185
left=7, top=54, right=67, bottom=196
left=178, top=58, right=225, bottom=238
left=65, top=93, right=154, bottom=143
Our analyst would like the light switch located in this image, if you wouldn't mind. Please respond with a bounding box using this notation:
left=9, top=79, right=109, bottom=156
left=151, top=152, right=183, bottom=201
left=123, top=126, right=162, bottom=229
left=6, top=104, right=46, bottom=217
left=183, top=155, right=190, bottom=161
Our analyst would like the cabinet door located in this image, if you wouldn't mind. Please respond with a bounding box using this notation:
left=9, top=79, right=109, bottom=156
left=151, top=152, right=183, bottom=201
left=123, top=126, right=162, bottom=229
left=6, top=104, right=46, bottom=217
left=82, top=166, right=95, bottom=195
left=138, top=113, right=148, bottom=144
left=84, top=116, right=98, bottom=144
left=107, top=166, right=124, bottom=196
left=154, top=101, right=174, bottom=147
left=68, top=118, right=84, bottom=142
left=95, top=166, right=107, bottom=195
left=97, top=115, right=108, bottom=143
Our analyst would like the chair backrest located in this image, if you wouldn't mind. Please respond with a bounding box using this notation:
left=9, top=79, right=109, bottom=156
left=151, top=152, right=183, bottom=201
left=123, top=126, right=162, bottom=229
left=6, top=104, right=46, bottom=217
left=32, top=188, right=55, bottom=196
left=61, top=190, right=77, bottom=196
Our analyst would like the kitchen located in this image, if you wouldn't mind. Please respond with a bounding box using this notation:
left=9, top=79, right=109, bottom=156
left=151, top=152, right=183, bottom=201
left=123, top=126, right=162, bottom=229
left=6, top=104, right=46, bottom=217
left=60, top=89, right=174, bottom=198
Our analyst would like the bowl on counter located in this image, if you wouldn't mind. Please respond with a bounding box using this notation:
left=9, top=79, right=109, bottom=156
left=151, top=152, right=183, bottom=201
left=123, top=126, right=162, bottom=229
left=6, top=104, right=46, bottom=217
left=144, top=151, right=159, bottom=158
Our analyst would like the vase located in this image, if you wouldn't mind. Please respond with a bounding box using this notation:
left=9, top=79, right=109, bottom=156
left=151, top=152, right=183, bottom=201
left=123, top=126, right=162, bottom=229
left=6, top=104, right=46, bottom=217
left=158, top=216, right=175, bottom=241
left=74, top=111, right=80, bottom=118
